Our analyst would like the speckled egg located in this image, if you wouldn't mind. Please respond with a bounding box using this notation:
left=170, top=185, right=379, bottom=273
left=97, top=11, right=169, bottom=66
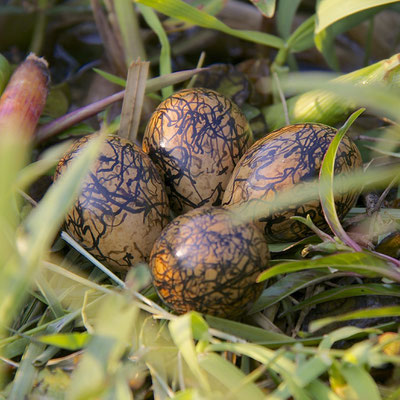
left=150, top=207, right=270, bottom=318
left=222, top=123, right=363, bottom=242
left=142, top=88, right=253, bottom=215
left=55, top=135, right=170, bottom=272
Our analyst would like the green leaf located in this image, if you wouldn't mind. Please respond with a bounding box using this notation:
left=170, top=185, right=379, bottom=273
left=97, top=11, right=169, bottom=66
left=318, top=326, right=379, bottom=351
left=340, top=364, right=382, bottom=400
left=138, top=3, right=173, bottom=98
left=8, top=342, right=46, bottom=400
left=307, top=380, right=342, bottom=400
left=134, top=0, right=284, bottom=49
left=37, top=332, right=91, bottom=350
left=199, top=353, right=266, bottom=399
left=206, top=342, right=296, bottom=376
left=287, top=15, right=316, bottom=53
left=67, top=293, right=139, bottom=399
left=276, top=0, right=302, bottom=39
left=271, top=356, right=332, bottom=399
left=318, top=108, right=364, bottom=250
left=263, top=53, right=400, bottom=130
left=0, top=52, right=11, bottom=94
left=315, top=0, right=399, bottom=33
left=93, top=68, right=126, bottom=87
left=249, top=0, right=276, bottom=18
left=15, top=141, right=72, bottom=190
left=282, top=284, right=400, bottom=316
left=250, top=270, right=344, bottom=313
left=315, top=7, right=383, bottom=70
left=257, top=251, right=400, bottom=283
left=310, top=305, right=400, bottom=332
left=114, top=0, right=146, bottom=65
left=206, top=316, right=311, bottom=346
left=169, top=312, right=211, bottom=391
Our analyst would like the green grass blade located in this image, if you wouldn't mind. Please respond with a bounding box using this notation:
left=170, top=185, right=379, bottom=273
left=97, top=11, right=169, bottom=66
left=207, top=342, right=296, bottom=375
left=67, top=293, right=139, bottom=399
left=276, top=0, right=302, bottom=39
left=250, top=270, right=343, bottom=313
left=257, top=251, right=400, bottom=283
left=318, top=326, right=378, bottom=351
left=206, top=316, right=302, bottom=346
left=287, top=15, right=315, bottom=52
left=114, top=0, right=147, bottom=65
left=315, top=0, right=399, bottom=33
left=310, top=305, right=400, bottom=332
left=0, top=53, right=11, bottom=94
left=263, top=53, right=400, bottom=129
left=8, top=341, right=46, bottom=400
left=282, top=284, right=400, bottom=316
left=271, top=357, right=332, bottom=399
left=319, top=108, right=364, bottom=250
left=93, top=68, right=126, bottom=87
left=138, top=3, right=173, bottom=98
left=37, top=332, right=90, bottom=350
left=315, top=7, right=383, bottom=70
left=169, top=312, right=211, bottom=391
left=15, top=141, right=71, bottom=190
left=307, top=380, right=342, bottom=400
left=35, top=272, right=65, bottom=319
left=249, top=0, right=276, bottom=18
left=198, top=352, right=266, bottom=399
left=135, top=0, right=284, bottom=49
left=340, top=363, right=382, bottom=400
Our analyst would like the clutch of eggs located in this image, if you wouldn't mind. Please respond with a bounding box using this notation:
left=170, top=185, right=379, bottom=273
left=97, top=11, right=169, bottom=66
left=55, top=135, right=170, bottom=273
left=143, top=88, right=253, bottom=215
left=223, top=123, right=363, bottom=242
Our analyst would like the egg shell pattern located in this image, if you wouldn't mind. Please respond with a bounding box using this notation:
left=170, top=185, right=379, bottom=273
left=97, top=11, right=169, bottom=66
left=222, top=123, right=363, bottom=242
left=55, top=135, right=170, bottom=272
left=150, top=207, right=270, bottom=318
left=142, top=88, right=253, bottom=215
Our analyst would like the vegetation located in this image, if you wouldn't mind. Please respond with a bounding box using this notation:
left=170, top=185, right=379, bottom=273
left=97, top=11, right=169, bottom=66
left=0, top=0, right=400, bottom=398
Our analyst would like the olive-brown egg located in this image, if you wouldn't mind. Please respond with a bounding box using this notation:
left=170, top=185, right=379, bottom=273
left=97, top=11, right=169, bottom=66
left=55, top=135, right=170, bottom=272
left=150, top=207, right=270, bottom=318
left=222, top=123, right=363, bottom=242
left=142, top=88, right=253, bottom=216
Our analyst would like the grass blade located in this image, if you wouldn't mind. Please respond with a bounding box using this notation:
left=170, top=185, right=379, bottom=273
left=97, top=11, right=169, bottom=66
left=36, top=332, right=90, bottom=351
left=340, top=363, right=382, bottom=400
left=310, top=305, right=400, bottom=332
left=138, top=3, right=173, bottom=98
left=250, top=270, right=345, bottom=313
left=319, top=108, right=365, bottom=250
left=257, top=251, right=400, bottom=283
left=282, top=284, right=400, bottom=316
left=169, top=313, right=210, bottom=391
left=315, top=0, right=399, bottom=33
left=199, top=352, right=266, bottom=399
left=135, top=0, right=284, bottom=49
left=249, top=0, right=276, bottom=18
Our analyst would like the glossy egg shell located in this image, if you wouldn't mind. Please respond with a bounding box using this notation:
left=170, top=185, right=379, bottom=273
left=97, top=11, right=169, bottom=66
left=142, top=88, right=253, bottom=215
left=150, top=207, right=270, bottom=318
left=55, top=135, right=170, bottom=272
left=222, top=123, right=363, bottom=242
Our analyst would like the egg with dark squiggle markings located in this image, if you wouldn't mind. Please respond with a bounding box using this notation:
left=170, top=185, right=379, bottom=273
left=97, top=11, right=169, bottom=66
left=55, top=135, right=170, bottom=273
left=222, top=123, right=363, bottom=243
left=142, top=88, right=253, bottom=216
left=150, top=207, right=270, bottom=318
